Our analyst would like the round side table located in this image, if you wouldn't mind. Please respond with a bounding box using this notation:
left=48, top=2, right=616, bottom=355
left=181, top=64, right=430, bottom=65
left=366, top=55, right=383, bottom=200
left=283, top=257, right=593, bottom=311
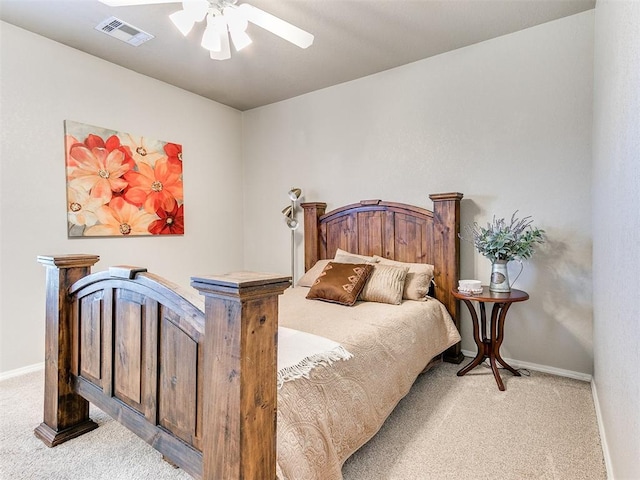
left=452, top=287, right=529, bottom=391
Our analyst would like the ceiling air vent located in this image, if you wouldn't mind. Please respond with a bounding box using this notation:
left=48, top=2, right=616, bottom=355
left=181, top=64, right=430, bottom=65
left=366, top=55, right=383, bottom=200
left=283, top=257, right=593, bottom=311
left=95, top=16, right=154, bottom=46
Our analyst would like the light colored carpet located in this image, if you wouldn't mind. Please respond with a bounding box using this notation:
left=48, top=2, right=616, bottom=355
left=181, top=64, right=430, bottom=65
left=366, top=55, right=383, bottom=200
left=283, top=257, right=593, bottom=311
left=0, top=361, right=606, bottom=479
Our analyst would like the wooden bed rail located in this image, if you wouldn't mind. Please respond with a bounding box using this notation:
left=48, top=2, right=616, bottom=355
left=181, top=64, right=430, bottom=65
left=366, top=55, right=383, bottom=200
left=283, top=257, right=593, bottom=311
left=35, top=255, right=289, bottom=480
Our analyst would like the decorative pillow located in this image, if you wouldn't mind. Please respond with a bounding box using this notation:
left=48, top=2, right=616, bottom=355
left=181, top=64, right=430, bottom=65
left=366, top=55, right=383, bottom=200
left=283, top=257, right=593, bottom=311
left=359, top=264, right=409, bottom=305
left=306, top=262, right=374, bottom=306
left=334, top=248, right=377, bottom=264
left=297, top=259, right=332, bottom=287
left=373, top=256, right=435, bottom=301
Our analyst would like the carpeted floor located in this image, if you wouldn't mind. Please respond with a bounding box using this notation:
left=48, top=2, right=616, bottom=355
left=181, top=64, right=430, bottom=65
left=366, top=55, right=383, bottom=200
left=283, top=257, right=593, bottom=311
left=0, top=361, right=606, bottom=479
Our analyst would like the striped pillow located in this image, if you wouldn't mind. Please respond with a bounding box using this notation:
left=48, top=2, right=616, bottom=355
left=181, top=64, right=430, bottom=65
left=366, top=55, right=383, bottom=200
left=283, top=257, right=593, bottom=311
left=373, top=256, right=434, bottom=301
left=359, top=264, right=409, bottom=305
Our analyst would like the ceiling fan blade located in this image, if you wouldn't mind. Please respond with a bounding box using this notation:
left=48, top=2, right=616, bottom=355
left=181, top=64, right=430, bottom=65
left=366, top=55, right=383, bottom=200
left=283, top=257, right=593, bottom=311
left=224, top=6, right=252, bottom=52
left=98, top=0, right=179, bottom=6
left=238, top=3, right=313, bottom=49
left=210, top=34, right=231, bottom=60
left=169, top=9, right=196, bottom=36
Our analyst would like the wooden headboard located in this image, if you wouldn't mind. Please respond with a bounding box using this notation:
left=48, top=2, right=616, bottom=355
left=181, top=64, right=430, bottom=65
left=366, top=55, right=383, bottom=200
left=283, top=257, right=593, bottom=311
left=302, top=192, right=464, bottom=363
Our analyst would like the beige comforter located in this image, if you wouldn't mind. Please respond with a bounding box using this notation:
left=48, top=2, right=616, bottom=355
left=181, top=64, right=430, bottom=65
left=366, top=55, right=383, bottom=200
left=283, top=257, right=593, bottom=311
left=275, top=287, right=461, bottom=480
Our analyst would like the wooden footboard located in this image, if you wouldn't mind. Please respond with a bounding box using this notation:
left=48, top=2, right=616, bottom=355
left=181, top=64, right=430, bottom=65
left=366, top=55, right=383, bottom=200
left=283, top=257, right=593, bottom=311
left=35, top=255, right=289, bottom=480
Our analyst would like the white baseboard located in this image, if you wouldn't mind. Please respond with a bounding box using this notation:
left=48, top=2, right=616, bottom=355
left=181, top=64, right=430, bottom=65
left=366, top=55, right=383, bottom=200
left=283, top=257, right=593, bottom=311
left=0, top=362, right=44, bottom=382
left=8, top=355, right=592, bottom=382
left=460, top=349, right=593, bottom=382
left=591, top=379, right=614, bottom=479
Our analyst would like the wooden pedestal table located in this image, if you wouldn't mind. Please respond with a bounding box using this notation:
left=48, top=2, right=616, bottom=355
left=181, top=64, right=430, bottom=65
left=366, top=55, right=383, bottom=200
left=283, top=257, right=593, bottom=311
left=452, top=287, right=529, bottom=391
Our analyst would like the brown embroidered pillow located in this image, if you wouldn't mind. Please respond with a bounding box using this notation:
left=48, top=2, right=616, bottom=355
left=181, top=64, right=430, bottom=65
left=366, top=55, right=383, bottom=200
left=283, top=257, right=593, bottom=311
left=306, top=262, right=374, bottom=306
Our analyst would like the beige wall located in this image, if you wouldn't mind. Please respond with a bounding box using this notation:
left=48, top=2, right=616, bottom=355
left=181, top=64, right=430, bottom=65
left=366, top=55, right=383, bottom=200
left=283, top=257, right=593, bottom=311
left=243, top=12, right=595, bottom=375
left=1, top=13, right=598, bottom=379
left=0, top=22, right=244, bottom=373
left=592, top=1, right=640, bottom=478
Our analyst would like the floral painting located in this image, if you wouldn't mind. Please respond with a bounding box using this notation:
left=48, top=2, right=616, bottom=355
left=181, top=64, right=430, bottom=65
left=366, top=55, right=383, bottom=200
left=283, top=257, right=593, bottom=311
left=64, top=120, right=184, bottom=237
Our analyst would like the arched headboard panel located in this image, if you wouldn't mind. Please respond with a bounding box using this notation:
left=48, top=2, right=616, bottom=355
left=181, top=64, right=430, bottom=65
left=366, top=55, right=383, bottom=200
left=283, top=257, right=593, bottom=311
left=302, top=192, right=464, bottom=363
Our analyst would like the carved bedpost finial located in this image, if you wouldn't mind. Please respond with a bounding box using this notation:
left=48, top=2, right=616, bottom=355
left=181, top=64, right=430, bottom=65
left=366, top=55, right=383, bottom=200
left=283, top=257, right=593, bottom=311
left=35, top=254, right=100, bottom=447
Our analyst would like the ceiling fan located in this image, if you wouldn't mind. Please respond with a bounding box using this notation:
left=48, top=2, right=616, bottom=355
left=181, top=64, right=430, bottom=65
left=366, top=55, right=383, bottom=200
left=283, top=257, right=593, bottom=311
left=98, top=0, right=314, bottom=60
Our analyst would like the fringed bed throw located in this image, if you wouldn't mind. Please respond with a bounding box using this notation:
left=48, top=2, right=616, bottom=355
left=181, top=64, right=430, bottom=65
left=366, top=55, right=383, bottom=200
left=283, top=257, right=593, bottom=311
left=277, top=327, right=352, bottom=389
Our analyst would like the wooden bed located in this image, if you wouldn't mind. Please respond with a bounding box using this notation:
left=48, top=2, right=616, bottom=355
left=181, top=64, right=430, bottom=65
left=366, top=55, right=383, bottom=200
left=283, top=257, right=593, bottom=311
left=34, top=192, right=463, bottom=480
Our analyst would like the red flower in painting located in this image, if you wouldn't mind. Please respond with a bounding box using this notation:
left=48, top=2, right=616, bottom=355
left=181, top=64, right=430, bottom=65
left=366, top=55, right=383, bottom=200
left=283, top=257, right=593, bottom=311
left=124, top=158, right=183, bottom=214
left=104, top=135, right=136, bottom=170
left=83, top=134, right=106, bottom=149
left=66, top=134, right=135, bottom=170
left=148, top=204, right=184, bottom=235
left=164, top=143, right=183, bottom=174
left=84, top=134, right=136, bottom=170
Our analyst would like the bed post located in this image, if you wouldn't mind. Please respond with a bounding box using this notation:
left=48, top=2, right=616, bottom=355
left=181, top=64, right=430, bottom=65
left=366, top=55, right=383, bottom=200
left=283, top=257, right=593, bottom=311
left=34, top=254, right=100, bottom=447
left=301, top=202, right=327, bottom=272
left=430, top=193, right=465, bottom=364
left=191, top=272, right=290, bottom=480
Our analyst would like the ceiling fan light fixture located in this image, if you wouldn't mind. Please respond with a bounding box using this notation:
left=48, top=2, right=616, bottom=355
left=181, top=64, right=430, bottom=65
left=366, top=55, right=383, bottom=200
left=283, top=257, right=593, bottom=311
left=169, top=9, right=196, bottom=36
left=201, top=18, right=221, bottom=51
left=101, top=0, right=314, bottom=60
left=209, top=16, right=231, bottom=60
left=182, top=0, right=209, bottom=22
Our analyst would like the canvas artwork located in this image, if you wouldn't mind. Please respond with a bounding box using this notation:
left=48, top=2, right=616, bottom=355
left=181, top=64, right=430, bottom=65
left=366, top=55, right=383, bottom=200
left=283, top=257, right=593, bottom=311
left=64, top=120, right=184, bottom=237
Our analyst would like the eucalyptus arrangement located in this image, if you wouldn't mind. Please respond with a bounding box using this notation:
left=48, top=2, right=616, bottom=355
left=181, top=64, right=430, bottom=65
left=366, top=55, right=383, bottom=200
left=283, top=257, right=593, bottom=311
left=462, top=212, right=545, bottom=263
left=461, top=212, right=545, bottom=292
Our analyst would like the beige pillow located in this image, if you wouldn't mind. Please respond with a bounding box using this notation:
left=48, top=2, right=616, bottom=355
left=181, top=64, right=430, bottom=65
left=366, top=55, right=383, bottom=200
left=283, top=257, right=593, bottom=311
left=297, top=259, right=332, bottom=287
left=360, top=264, right=409, bottom=305
left=306, top=262, right=373, bottom=306
left=373, top=256, right=434, bottom=301
left=334, top=248, right=377, bottom=264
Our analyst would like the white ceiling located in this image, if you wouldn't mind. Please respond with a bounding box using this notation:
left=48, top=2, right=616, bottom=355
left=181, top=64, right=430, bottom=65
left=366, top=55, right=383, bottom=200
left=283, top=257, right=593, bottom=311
left=0, top=0, right=595, bottom=111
